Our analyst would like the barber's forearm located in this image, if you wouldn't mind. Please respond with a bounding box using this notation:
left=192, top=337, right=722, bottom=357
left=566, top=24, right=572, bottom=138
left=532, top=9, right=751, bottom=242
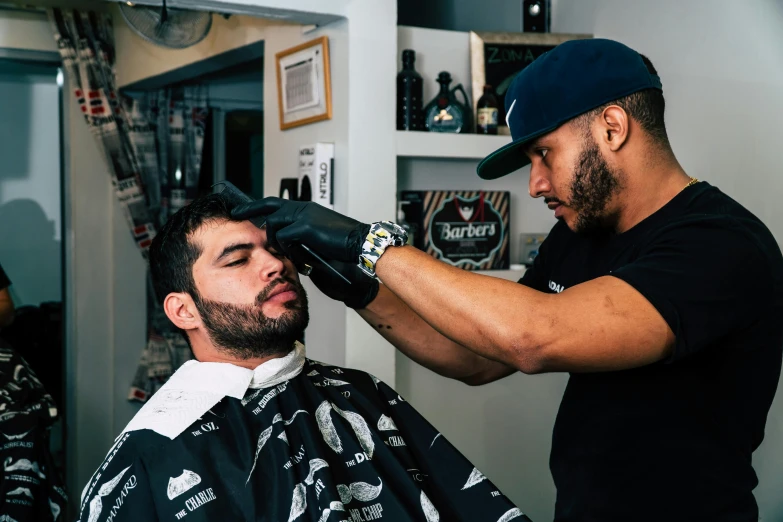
left=358, top=284, right=511, bottom=383
left=375, top=246, right=545, bottom=373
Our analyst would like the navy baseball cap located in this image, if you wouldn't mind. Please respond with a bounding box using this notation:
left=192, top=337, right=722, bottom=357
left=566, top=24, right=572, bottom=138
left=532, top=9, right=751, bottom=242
left=477, top=38, right=662, bottom=180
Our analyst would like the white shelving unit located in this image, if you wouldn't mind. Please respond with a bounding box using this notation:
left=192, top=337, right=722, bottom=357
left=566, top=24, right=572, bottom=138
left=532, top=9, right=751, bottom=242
left=394, top=26, right=552, bottom=282
left=396, top=131, right=511, bottom=160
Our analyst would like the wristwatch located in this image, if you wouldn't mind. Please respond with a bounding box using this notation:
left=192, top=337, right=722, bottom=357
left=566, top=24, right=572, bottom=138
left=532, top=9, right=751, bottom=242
left=358, top=221, right=409, bottom=277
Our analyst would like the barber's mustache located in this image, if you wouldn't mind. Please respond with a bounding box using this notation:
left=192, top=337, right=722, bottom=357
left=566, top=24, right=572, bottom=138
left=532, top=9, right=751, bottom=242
left=544, top=197, right=564, bottom=205
left=255, top=277, right=301, bottom=306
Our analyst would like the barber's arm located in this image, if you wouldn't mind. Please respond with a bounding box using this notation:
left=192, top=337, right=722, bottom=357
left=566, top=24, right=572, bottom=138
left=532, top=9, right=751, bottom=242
left=232, top=198, right=674, bottom=377
left=375, top=245, right=674, bottom=374
left=305, top=256, right=514, bottom=385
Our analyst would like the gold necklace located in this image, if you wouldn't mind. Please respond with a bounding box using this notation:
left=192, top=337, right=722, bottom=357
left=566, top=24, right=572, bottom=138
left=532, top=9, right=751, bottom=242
left=685, top=177, right=699, bottom=188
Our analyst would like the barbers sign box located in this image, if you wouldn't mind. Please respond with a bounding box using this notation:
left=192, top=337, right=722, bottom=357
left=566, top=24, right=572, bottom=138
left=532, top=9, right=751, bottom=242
left=400, top=190, right=510, bottom=270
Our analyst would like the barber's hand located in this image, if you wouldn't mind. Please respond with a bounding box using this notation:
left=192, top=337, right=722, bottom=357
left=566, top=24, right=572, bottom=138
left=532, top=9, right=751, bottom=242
left=232, top=198, right=369, bottom=264
left=308, top=258, right=379, bottom=310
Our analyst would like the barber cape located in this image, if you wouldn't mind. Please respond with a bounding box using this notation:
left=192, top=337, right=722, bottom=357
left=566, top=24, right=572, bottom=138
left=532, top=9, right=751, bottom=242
left=78, top=343, right=530, bottom=522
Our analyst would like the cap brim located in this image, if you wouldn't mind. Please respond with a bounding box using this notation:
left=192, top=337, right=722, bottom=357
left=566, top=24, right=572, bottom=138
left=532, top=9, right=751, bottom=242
left=476, top=125, right=560, bottom=180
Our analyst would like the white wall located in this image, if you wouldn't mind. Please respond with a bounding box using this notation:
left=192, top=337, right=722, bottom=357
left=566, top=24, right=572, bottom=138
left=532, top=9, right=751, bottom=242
left=0, top=62, right=62, bottom=307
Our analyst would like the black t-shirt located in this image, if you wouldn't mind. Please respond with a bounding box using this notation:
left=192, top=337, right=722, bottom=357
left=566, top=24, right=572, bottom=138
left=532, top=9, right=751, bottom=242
left=0, top=263, right=9, bottom=291
left=520, top=182, right=783, bottom=522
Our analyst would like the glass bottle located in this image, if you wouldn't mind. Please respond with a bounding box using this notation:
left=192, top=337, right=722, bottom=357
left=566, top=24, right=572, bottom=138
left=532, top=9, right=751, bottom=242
left=476, top=85, right=499, bottom=135
left=396, top=49, right=424, bottom=131
left=424, top=71, right=470, bottom=133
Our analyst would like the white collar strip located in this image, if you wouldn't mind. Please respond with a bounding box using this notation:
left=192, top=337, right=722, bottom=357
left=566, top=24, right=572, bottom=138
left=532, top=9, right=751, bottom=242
left=120, top=342, right=306, bottom=440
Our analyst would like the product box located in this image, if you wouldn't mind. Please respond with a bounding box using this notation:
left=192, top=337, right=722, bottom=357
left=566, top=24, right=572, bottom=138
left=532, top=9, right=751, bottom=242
left=298, top=143, right=334, bottom=208
left=399, top=190, right=510, bottom=270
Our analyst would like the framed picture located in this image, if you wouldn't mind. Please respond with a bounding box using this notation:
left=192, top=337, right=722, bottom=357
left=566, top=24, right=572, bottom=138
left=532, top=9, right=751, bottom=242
left=276, top=36, right=332, bottom=130
left=470, top=32, right=591, bottom=134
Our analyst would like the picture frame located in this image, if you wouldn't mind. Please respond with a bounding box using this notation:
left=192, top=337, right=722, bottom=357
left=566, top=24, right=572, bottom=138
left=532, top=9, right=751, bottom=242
left=276, top=36, right=333, bottom=130
left=470, top=32, right=592, bottom=134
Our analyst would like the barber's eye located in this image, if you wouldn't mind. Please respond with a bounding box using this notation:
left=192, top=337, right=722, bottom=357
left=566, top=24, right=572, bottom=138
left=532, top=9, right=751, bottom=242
left=539, top=149, right=548, bottom=159
left=226, top=259, right=247, bottom=267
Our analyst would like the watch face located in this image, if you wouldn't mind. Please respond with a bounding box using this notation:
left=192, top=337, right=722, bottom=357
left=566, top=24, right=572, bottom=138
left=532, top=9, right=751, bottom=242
left=377, top=221, right=408, bottom=247
left=379, top=222, right=398, bottom=234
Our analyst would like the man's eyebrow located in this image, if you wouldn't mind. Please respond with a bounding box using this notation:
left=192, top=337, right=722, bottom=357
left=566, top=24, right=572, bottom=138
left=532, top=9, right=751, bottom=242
left=525, top=137, right=545, bottom=153
left=214, top=243, right=254, bottom=263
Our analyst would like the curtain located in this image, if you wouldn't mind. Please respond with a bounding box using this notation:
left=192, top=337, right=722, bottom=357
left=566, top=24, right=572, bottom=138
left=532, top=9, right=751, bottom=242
left=48, top=9, right=208, bottom=403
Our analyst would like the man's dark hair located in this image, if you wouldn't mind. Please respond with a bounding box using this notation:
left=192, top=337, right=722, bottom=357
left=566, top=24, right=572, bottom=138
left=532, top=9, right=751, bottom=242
left=574, top=54, right=669, bottom=148
left=149, top=194, right=237, bottom=306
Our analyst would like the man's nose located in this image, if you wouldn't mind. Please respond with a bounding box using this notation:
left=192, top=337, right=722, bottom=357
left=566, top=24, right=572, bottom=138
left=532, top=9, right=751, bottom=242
left=529, top=163, right=552, bottom=198
left=259, top=251, right=286, bottom=280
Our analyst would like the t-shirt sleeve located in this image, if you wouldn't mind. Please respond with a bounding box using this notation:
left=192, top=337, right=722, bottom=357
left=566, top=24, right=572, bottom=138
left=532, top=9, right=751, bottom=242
left=611, top=219, right=774, bottom=362
left=0, top=264, right=10, bottom=291
left=77, top=434, right=159, bottom=522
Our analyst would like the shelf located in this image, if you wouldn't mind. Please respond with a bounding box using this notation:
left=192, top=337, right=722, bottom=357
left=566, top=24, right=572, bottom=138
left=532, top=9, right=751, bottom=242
left=475, top=268, right=526, bottom=281
left=396, top=131, right=512, bottom=160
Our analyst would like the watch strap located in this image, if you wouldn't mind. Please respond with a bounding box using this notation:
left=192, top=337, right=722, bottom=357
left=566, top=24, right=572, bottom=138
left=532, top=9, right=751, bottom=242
left=359, top=221, right=408, bottom=277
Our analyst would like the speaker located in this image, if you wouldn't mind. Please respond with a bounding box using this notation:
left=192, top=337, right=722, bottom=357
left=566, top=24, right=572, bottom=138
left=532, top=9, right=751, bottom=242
left=523, top=0, right=550, bottom=33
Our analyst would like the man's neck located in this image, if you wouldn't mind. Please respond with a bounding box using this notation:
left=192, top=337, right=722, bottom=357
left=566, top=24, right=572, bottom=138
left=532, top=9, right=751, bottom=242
left=193, top=347, right=292, bottom=370
left=614, top=154, right=691, bottom=234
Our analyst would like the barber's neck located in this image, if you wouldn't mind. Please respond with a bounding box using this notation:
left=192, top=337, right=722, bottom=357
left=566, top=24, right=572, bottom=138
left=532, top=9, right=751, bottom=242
left=613, top=145, right=691, bottom=234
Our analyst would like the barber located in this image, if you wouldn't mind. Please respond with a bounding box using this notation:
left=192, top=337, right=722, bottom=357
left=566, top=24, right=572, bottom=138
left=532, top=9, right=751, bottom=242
left=234, top=39, right=783, bottom=522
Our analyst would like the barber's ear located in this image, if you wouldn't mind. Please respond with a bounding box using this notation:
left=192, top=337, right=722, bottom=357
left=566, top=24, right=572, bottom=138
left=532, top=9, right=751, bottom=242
left=163, top=292, right=200, bottom=331
left=600, top=105, right=629, bottom=152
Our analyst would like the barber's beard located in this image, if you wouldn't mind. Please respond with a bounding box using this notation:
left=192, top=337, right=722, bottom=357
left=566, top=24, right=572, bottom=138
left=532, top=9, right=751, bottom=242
left=568, top=140, right=623, bottom=235
left=193, top=278, right=310, bottom=360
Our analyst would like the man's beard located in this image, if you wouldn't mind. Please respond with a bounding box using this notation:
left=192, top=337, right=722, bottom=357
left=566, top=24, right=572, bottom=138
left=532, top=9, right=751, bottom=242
left=193, top=278, right=310, bottom=360
left=566, top=139, right=623, bottom=234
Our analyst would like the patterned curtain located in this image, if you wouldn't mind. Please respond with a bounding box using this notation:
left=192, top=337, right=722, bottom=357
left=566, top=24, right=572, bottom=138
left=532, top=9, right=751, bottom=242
left=48, top=9, right=208, bottom=402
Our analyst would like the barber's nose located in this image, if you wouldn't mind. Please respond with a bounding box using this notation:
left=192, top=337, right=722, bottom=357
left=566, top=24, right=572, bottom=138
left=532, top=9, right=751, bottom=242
left=529, top=163, right=552, bottom=198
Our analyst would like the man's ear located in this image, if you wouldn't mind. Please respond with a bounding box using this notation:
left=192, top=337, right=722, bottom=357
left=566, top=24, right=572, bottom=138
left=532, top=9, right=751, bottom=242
left=163, top=292, right=200, bottom=332
left=600, top=105, right=630, bottom=152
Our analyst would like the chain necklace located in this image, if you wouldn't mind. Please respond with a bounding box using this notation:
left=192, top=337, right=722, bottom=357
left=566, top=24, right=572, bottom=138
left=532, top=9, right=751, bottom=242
left=685, top=177, right=699, bottom=188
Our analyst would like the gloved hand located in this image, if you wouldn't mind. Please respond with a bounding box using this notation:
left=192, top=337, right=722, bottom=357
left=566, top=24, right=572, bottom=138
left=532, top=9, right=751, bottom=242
left=307, top=258, right=379, bottom=310
left=231, top=198, right=370, bottom=264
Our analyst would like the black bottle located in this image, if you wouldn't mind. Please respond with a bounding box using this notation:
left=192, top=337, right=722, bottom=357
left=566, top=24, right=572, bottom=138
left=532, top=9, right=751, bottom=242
left=476, top=85, right=499, bottom=135
left=396, top=49, right=424, bottom=131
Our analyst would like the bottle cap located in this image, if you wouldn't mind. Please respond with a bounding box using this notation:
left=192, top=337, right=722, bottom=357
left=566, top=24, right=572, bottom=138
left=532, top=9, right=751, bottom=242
left=402, top=49, right=416, bottom=62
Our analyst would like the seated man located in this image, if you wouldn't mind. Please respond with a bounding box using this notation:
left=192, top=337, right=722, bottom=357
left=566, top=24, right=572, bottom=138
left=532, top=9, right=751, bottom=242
left=77, top=193, right=529, bottom=522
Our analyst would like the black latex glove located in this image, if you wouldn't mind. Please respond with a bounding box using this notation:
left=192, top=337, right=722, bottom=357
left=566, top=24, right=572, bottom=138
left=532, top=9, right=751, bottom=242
left=308, top=258, right=379, bottom=310
left=232, top=198, right=370, bottom=264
